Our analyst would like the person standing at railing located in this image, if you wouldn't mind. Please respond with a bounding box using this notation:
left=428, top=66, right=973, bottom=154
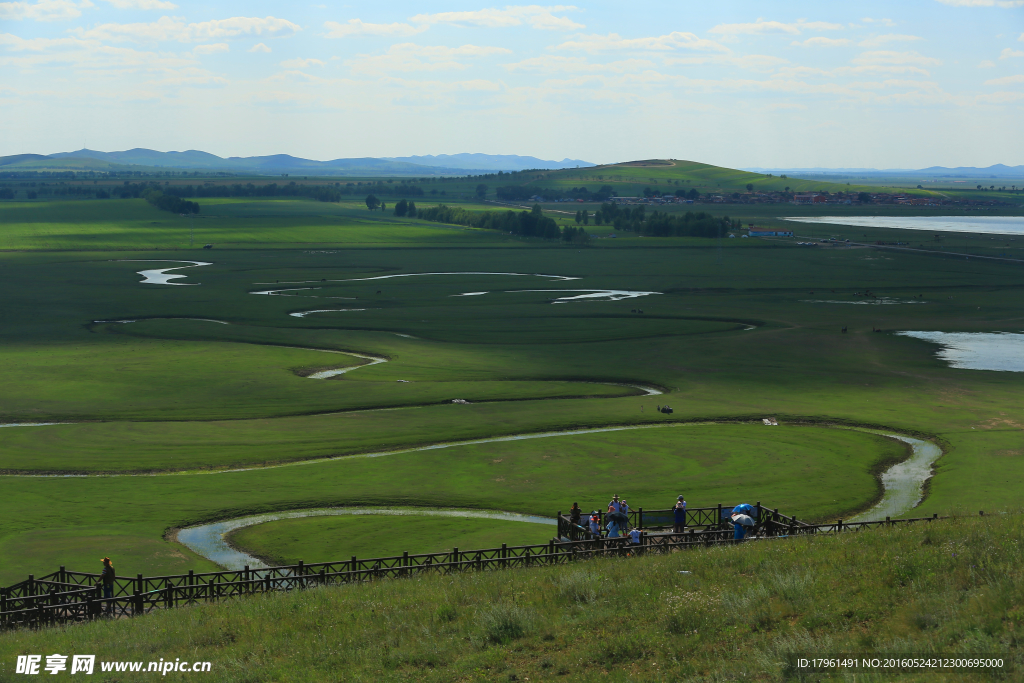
left=673, top=495, right=687, bottom=533
left=569, top=503, right=582, bottom=528
left=97, top=557, right=115, bottom=613
left=619, top=499, right=630, bottom=520
left=608, top=494, right=621, bottom=513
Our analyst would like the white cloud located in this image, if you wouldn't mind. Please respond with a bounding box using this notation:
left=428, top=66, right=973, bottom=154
left=249, top=42, right=271, bottom=53
left=985, top=73, right=1024, bottom=84
left=859, top=34, right=923, bottom=48
left=709, top=18, right=843, bottom=36
left=934, top=0, right=1024, bottom=6
left=976, top=90, right=1024, bottom=103
left=853, top=50, right=942, bottom=67
left=101, top=0, right=176, bottom=9
left=280, top=57, right=324, bottom=68
left=1001, top=48, right=1024, bottom=58
left=861, top=18, right=896, bottom=27
left=791, top=37, right=852, bottom=47
left=0, top=0, right=92, bottom=21
left=347, top=42, right=511, bottom=75
left=410, top=5, right=584, bottom=31
left=978, top=59, right=996, bottom=67
left=503, top=55, right=654, bottom=73
left=323, top=19, right=426, bottom=38
left=554, top=32, right=728, bottom=53
left=192, top=43, right=227, bottom=54
left=74, top=15, right=301, bottom=43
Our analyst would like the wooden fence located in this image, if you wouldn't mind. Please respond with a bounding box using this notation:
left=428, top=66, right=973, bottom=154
left=1, top=505, right=966, bottom=631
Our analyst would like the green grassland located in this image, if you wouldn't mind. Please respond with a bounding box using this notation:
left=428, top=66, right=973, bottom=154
left=228, top=516, right=558, bottom=566
left=1, top=516, right=1019, bottom=682
left=504, top=159, right=934, bottom=197
left=0, top=165, right=1023, bottom=587
left=0, top=424, right=902, bottom=582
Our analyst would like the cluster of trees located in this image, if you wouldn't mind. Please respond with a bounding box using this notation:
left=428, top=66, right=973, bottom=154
left=496, top=185, right=615, bottom=202
left=416, top=204, right=572, bottom=241
left=596, top=203, right=737, bottom=237
left=143, top=189, right=200, bottom=214
left=162, top=182, right=426, bottom=201
left=393, top=199, right=418, bottom=216
left=642, top=186, right=701, bottom=200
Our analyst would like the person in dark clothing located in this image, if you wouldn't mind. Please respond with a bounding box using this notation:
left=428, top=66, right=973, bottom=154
left=98, top=557, right=115, bottom=613
left=569, top=502, right=582, bottom=527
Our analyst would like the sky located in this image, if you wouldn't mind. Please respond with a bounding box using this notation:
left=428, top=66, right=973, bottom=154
left=1, top=0, right=1022, bottom=168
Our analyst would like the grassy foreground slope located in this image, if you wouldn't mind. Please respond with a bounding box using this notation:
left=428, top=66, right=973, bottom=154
left=1, top=516, right=1018, bottom=682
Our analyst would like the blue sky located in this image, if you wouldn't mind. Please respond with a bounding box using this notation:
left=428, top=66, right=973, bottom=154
left=1, top=0, right=1022, bottom=167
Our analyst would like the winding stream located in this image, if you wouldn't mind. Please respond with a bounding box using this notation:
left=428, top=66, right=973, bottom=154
left=848, top=433, right=943, bottom=523
left=176, top=428, right=938, bottom=569
left=177, top=507, right=555, bottom=570
left=118, top=260, right=211, bottom=285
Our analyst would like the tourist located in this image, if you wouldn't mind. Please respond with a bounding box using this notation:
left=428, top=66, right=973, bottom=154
left=589, top=511, right=602, bottom=537
left=673, top=495, right=687, bottom=533
left=606, top=503, right=621, bottom=537
left=619, top=499, right=630, bottom=518
left=608, top=494, right=621, bottom=513
left=628, top=527, right=641, bottom=545
left=569, top=502, right=581, bottom=527
left=97, top=557, right=115, bottom=612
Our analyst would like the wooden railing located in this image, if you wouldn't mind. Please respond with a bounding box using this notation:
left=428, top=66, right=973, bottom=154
left=1, top=508, right=963, bottom=630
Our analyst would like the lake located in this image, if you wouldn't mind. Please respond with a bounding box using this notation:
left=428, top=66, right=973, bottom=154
left=897, top=331, right=1024, bottom=372
left=783, top=215, right=1024, bottom=235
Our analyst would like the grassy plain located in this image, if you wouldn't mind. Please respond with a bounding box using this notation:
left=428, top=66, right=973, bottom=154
left=228, top=516, right=558, bottom=566
left=1, top=516, right=1018, bottom=682
left=0, top=424, right=901, bottom=582
left=0, top=167, right=1023, bottom=581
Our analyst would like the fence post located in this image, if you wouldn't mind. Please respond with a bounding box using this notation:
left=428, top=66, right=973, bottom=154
left=717, top=505, right=722, bottom=529
left=548, top=539, right=554, bottom=563
left=557, top=511, right=562, bottom=538
left=453, top=548, right=459, bottom=572
left=501, top=543, right=507, bottom=569
left=351, top=556, right=357, bottom=582
left=639, top=507, right=644, bottom=530
left=837, top=520, right=842, bottom=533
left=756, top=501, right=761, bottom=524
left=403, top=551, right=409, bottom=577
left=59, top=566, right=66, bottom=586
left=297, top=561, right=304, bottom=588
left=1, top=588, right=6, bottom=623
left=980, top=511, right=984, bottom=516
left=28, top=575, right=34, bottom=596
left=886, top=516, right=891, bottom=526
left=319, top=568, right=326, bottom=585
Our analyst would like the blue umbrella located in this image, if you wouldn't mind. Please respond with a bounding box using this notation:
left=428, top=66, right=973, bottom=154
left=732, top=503, right=754, bottom=516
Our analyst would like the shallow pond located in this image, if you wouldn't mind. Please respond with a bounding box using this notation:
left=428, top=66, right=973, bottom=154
left=118, top=260, right=211, bottom=285
left=898, top=331, right=1024, bottom=372
left=784, top=215, right=1024, bottom=235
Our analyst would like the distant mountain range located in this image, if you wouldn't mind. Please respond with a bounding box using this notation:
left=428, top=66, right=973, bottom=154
left=744, top=164, right=1024, bottom=179
left=0, top=149, right=595, bottom=176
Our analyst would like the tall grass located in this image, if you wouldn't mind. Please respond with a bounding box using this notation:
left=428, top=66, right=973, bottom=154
left=1, top=515, right=1021, bottom=681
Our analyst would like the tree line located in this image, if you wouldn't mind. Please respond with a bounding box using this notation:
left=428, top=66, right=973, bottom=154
left=163, top=182, right=426, bottom=202
left=414, top=203, right=586, bottom=243
left=597, top=203, right=738, bottom=237
left=496, top=185, right=616, bottom=202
